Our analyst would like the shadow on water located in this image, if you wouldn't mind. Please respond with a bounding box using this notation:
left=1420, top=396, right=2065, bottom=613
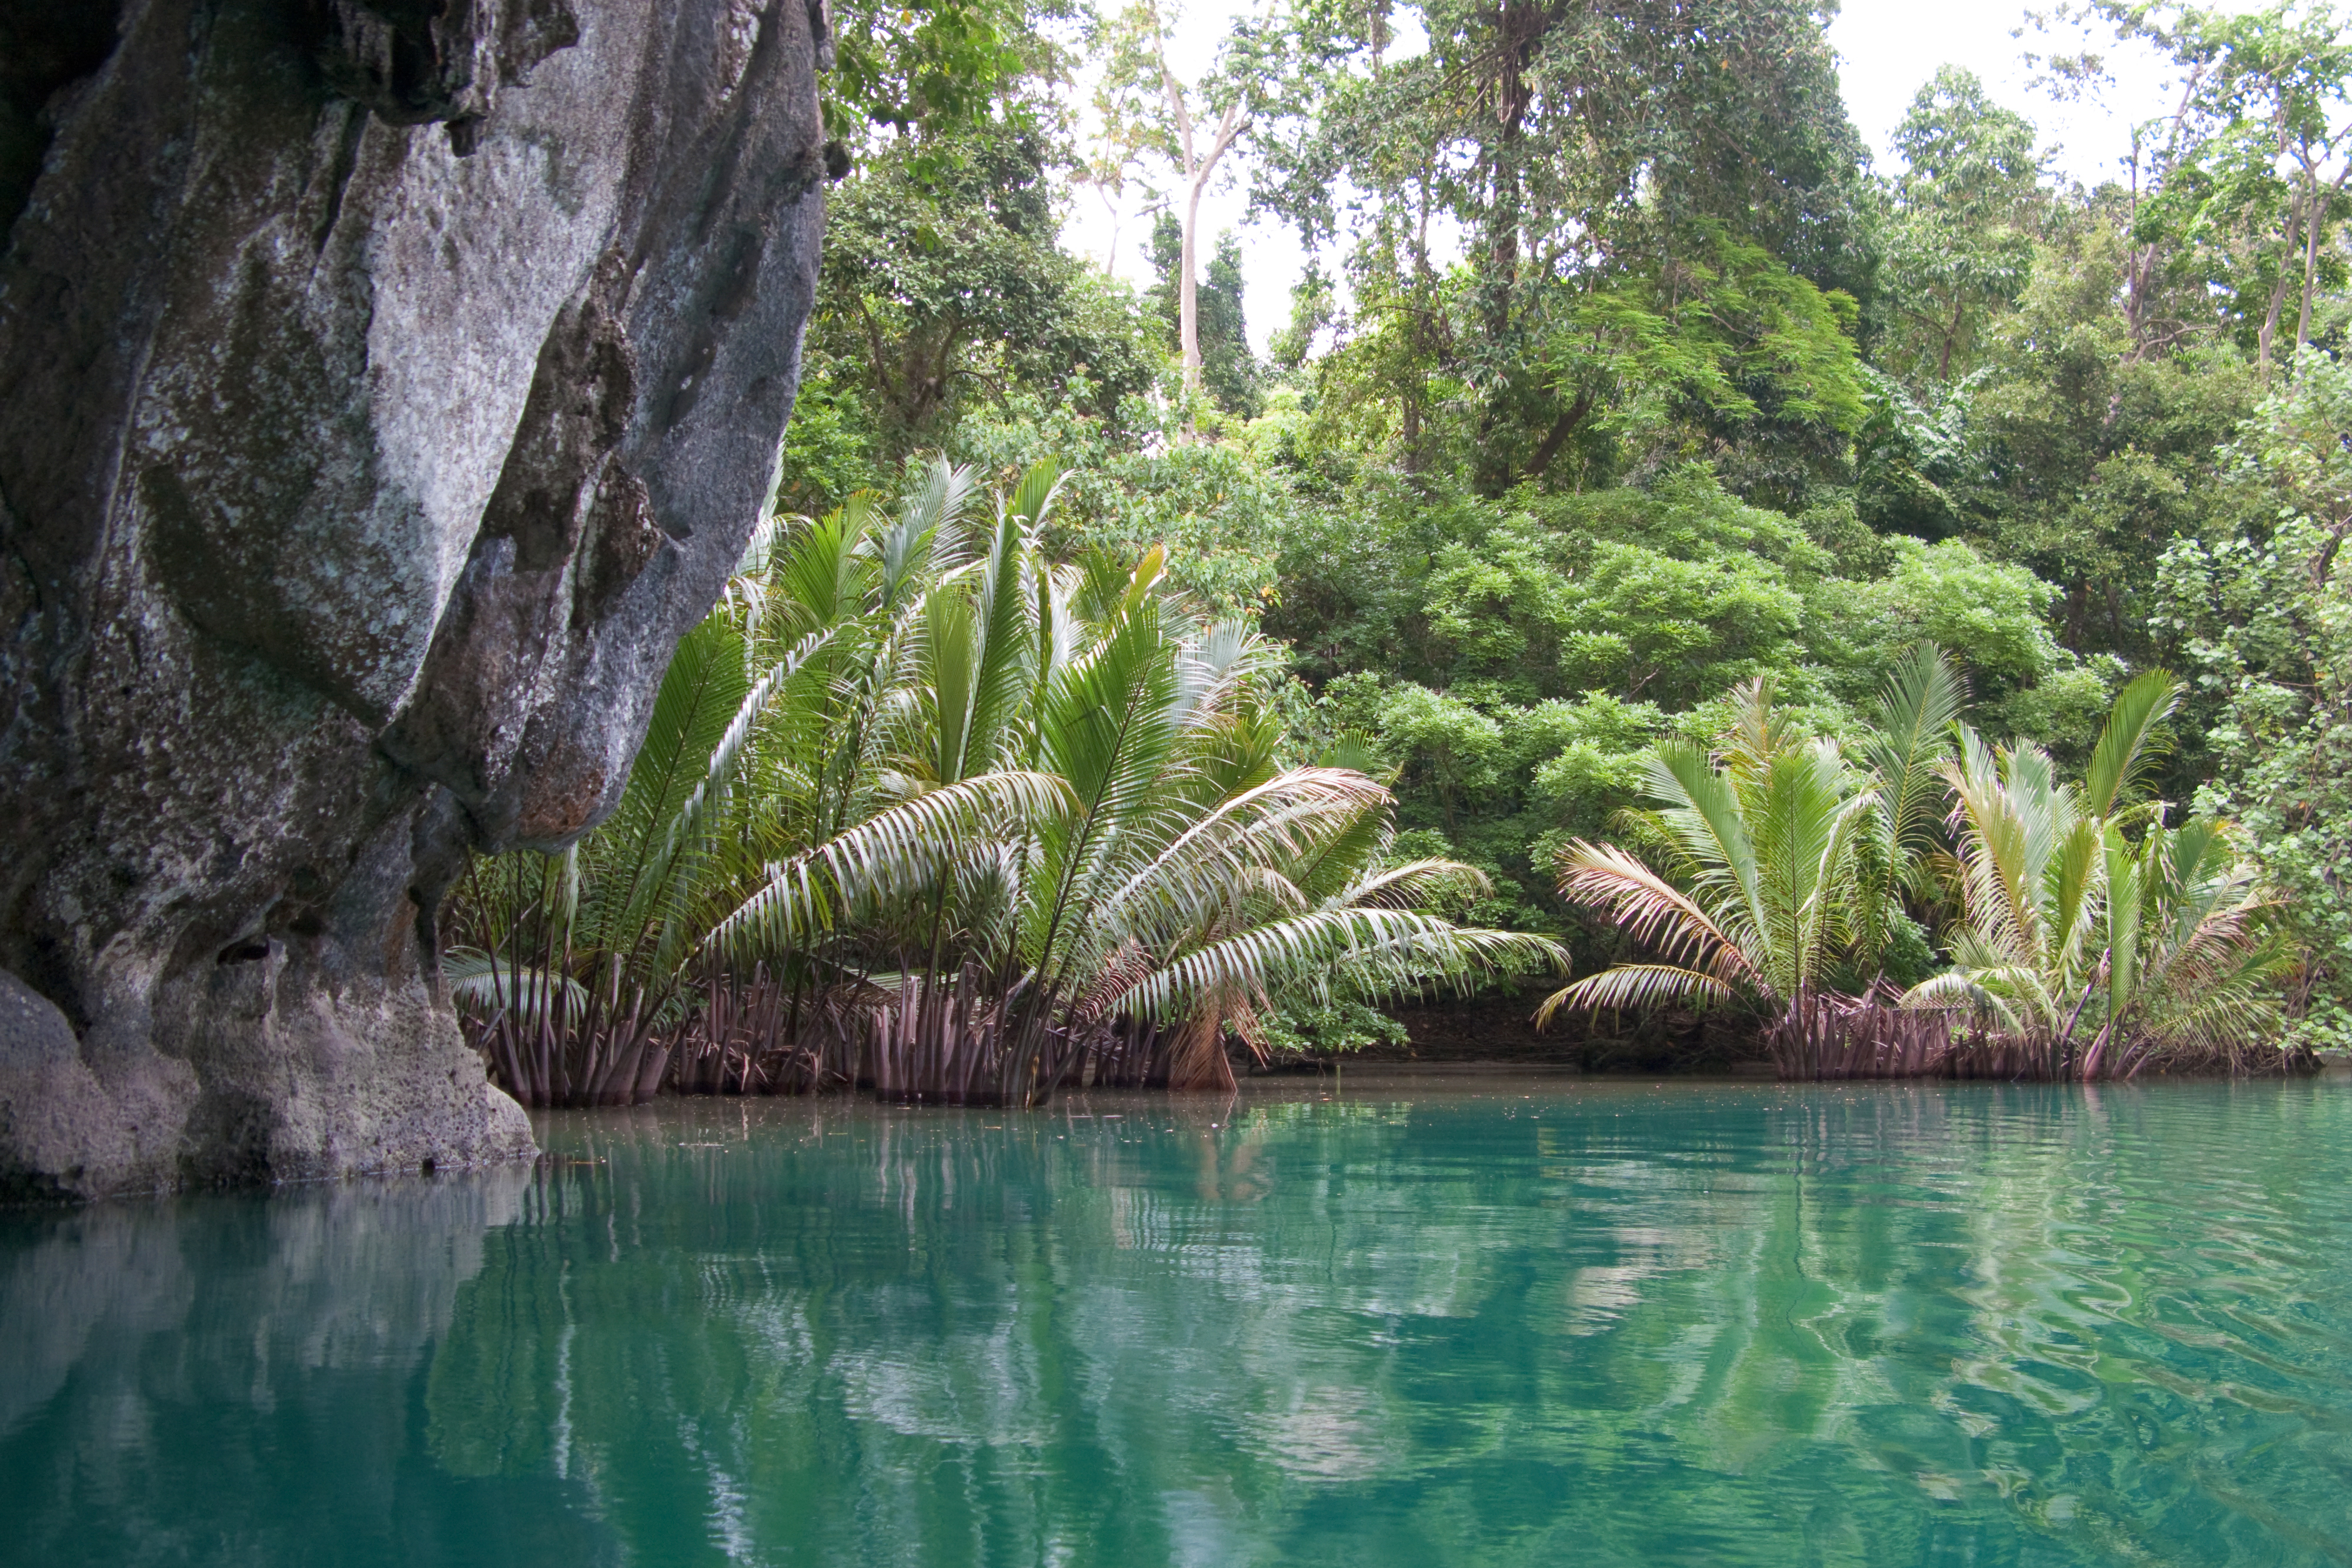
left=4, top=1078, right=2351, bottom=1566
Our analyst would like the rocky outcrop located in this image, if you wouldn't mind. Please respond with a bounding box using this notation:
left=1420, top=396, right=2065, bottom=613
left=0, top=0, right=830, bottom=1196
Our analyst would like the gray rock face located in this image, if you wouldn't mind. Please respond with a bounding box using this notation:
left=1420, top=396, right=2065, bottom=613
left=0, top=0, right=830, bottom=1196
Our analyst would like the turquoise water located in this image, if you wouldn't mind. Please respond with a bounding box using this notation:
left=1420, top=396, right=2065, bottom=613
left=4, top=1078, right=2351, bottom=1566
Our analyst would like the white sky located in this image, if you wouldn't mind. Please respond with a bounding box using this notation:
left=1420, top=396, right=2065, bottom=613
left=1056, top=0, right=2264, bottom=354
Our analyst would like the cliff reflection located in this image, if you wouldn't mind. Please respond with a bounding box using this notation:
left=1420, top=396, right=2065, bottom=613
left=0, top=1167, right=627, bottom=1566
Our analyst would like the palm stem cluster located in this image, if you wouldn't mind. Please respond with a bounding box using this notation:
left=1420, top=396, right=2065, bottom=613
left=1545, top=651, right=2297, bottom=1078
left=447, top=460, right=1562, bottom=1106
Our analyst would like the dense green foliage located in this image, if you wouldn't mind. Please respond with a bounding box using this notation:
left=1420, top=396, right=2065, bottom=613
left=452, top=464, right=1558, bottom=1102
left=478, top=0, right=2352, bottom=1075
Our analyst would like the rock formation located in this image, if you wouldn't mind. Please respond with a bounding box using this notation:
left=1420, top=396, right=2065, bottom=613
left=0, top=0, right=830, bottom=1196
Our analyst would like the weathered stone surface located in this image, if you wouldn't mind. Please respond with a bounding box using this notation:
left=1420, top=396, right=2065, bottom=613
left=0, top=0, right=829, bottom=1196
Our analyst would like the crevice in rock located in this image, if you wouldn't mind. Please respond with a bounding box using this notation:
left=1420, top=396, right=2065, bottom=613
left=312, top=101, right=369, bottom=253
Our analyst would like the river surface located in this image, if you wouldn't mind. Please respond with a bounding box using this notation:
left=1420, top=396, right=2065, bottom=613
left=4, top=1075, right=2350, bottom=1566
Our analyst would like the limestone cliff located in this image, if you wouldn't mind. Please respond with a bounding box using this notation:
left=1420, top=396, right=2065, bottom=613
left=0, top=0, right=830, bottom=1196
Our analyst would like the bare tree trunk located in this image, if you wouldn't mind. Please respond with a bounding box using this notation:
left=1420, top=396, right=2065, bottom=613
left=2294, top=163, right=2352, bottom=360
left=1151, top=21, right=1251, bottom=440
left=1939, top=297, right=1964, bottom=380
left=2296, top=188, right=2321, bottom=359
left=2257, top=263, right=2293, bottom=381
left=1181, top=174, right=1208, bottom=396
left=1522, top=388, right=1594, bottom=484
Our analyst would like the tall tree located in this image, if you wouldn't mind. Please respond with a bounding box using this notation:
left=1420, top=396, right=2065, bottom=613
left=1097, top=0, right=1282, bottom=409
left=1260, top=0, right=1875, bottom=490
left=828, top=0, right=1051, bottom=161
left=1148, top=216, right=1263, bottom=416
left=1877, top=68, right=2047, bottom=383
left=2116, top=2, right=2352, bottom=375
left=810, top=125, right=1154, bottom=460
left=784, top=0, right=1157, bottom=502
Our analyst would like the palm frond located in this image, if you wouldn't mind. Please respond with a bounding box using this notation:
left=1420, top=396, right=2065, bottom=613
left=1113, top=907, right=1565, bottom=1019
left=2081, top=668, right=2182, bottom=818
left=1555, top=839, right=1769, bottom=998
left=1863, top=641, right=1965, bottom=861
left=1340, top=858, right=1492, bottom=911
left=444, top=947, right=589, bottom=1025
left=1536, top=964, right=1733, bottom=1025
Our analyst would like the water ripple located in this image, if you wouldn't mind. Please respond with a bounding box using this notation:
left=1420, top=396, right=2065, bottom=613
left=4, top=1081, right=2351, bottom=1564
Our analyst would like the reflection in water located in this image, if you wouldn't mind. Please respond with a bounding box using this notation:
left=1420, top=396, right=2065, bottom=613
left=5, top=1082, right=2351, bottom=1565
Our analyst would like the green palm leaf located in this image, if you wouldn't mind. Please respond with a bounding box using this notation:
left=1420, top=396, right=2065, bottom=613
left=2081, top=668, right=2182, bottom=819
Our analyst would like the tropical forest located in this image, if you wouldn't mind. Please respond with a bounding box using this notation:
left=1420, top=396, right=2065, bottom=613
left=452, top=0, right=2352, bottom=1098
left=12, top=2, right=2352, bottom=1563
